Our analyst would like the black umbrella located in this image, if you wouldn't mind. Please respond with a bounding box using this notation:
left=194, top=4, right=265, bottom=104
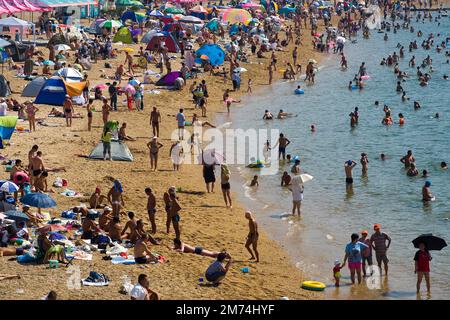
left=412, top=234, right=447, bottom=251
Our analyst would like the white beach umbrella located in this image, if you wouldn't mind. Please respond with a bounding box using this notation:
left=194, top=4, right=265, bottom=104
left=54, top=44, right=71, bottom=51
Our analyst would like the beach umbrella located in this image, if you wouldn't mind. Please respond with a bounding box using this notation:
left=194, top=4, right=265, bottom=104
left=412, top=234, right=447, bottom=251
left=20, top=193, right=57, bottom=208
left=164, top=7, right=185, bottom=14
left=221, top=9, right=252, bottom=24
left=42, top=60, right=55, bottom=66
left=234, top=67, right=248, bottom=73
left=149, top=10, right=165, bottom=17
left=73, top=64, right=83, bottom=72
left=128, top=79, right=141, bottom=86
left=123, top=47, right=134, bottom=53
left=4, top=210, right=29, bottom=222
left=99, top=20, right=123, bottom=29
left=94, top=84, right=108, bottom=90
left=54, top=44, right=71, bottom=51
left=195, top=44, right=225, bottom=66
left=298, top=174, right=314, bottom=184
left=0, top=181, right=19, bottom=193
left=179, top=16, right=203, bottom=24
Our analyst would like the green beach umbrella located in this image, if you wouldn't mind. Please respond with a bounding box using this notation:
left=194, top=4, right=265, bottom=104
left=116, top=0, right=144, bottom=7
left=100, top=20, right=123, bottom=29
left=164, top=7, right=185, bottom=14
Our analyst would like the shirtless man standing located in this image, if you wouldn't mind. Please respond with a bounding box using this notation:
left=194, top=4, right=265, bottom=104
left=30, top=151, right=45, bottom=187
left=345, top=160, right=357, bottom=185
left=360, top=153, right=369, bottom=175
left=134, top=233, right=158, bottom=264
left=244, top=211, right=259, bottom=262
left=102, top=98, right=110, bottom=125
left=124, top=51, right=134, bottom=75
left=145, top=187, right=157, bottom=234
left=400, top=150, right=415, bottom=169
left=277, top=133, right=291, bottom=160
left=150, top=107, right=161, bottom=137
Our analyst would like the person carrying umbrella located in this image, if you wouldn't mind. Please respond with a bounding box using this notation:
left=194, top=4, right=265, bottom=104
left=413, top=234, right=447, bottom=294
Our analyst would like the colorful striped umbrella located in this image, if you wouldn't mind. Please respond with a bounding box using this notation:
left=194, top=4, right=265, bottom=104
left=221, top=9, right=252, bottom=24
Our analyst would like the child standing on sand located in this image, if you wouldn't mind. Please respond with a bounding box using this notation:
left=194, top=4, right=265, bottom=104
left=247, top=79, right=253, bottom=93
left=333, top=260, right=343, bottom=287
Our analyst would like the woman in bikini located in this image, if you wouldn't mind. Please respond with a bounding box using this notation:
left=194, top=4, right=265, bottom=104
left=147, top=137, right=163, bottom=171
left=107, top=180, right=125, bottom=217
left=63, top=95, right=74, bottom=127
left=25, top=102, right=39, bottom=132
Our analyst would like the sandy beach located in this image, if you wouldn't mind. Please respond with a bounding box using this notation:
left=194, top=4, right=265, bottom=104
left=0, top=8, right=328, bottom=300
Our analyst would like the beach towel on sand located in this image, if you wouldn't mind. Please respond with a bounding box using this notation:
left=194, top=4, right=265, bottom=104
left=111, top=255, right=136, bottom=265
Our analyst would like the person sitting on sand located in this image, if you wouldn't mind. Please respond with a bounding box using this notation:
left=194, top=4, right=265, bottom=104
left=134, top=233, right=159, bottom=264
left=172, top=238, right=230, bottom=258
left=121, top=211, right=137, bottom=240
left=89, top=187, right=109, bottom=209
left=107, top=216, right=126, bottom=242
left=130, top=274, right=159, bottom=300
left=99, top=207, right=113, bottom=231
left=81, top=215, right=101, bottom=240
left=205, top=252, right=232, bottom=285
left=37, top=232, right=67, bottom=264
left=118, top=123, right=135, bottom=141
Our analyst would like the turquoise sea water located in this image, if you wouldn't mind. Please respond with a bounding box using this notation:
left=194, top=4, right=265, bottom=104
left=217, top=14, right=450, bottom=299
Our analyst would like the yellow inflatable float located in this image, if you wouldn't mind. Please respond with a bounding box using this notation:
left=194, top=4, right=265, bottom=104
left=301, top=280, right=326, bottom=292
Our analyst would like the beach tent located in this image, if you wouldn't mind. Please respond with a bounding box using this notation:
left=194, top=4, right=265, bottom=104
left=141, top=30, right=162, bottom=44
left=155, top=71, right=182, bottom=86
left=22, top=77, right=47, bottom=97
left=162, top=23, right=185, bottom=33
left=205, top=18, right=220, bottom=32
left=120, top=10, right=146, bottom=23
left=229, top=24, right=248, bottom=36
left=146, top=31, right=180, bottom=53
left=89, top=141, right=134, bottom=161
left=113, top=27, right=133, bottom=44
left=34, top=77, right=85, bottom=106
left=0, top=116, right=18, bottom=141
left=53, top=67, right=83, bottom=83
left=195, top=44, right=225, bottom=66
left=0, top=75, right=11, bottom=97
left=278, top=6, right=296, bottom=15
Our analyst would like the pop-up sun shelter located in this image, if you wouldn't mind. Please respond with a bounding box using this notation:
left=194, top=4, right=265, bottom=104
left=34, top=77, right=86, bottom=106
left=121, top=10, right=146, bottom=24
left=0, top=116, right=18, bottom=141
left=0, top=75, right=11, bottom=97
left=155, top=71, right=182, bottom=86
left=22, top=77, right=47, bottom=97
left=195, top=44, right=225, bottom=66
left=89, top=141, right=134, bottom=161
left=113, top=27, right=133, bottom=44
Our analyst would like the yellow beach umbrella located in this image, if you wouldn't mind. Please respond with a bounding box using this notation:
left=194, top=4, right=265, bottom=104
left=123, top=47, right=135, bottom=53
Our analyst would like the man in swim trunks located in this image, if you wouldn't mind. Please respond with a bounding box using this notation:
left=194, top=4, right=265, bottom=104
left=150, top=107, right=161, bottom=137
left=422, top=181, right=433, bottom=201
left=344, top=160, right=357, bottom=184
left=134, top=233, right=158, bottom=264
left=118, top=123, right=135, bottom=141
left=172, top=238, right=230, bottom=258
left=400, top=150, right=415, bottom=168
left=277, top=133, right=291, bottom=160
left=244, top=211, right=259, bottom=262
left=145, top=187, right=157, bottom=234
left=30, top=151, right=45, bottom=187
left=370, top=224, right=391, bottom=276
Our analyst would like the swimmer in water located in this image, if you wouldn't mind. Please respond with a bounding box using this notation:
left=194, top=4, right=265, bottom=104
left=263, top=110, right=273, bottom=120
left=422, top=170, right=428, bottom=178
left=348, top=81, right=353, bottom=90
left=444, top=75, right=449, bottom=80
left=310, top=124, right=316, bottom=132
left=380, top=153, right=386, bottom=161
left=401, top=150, right=415, bottom=169
left=250, top=175, right=259, bottom=187
left=350, top=112, right=357, bottom=127
left=434, top=113, right=440, bottom=118
left=277, top=109, right=291, bottom=119
left=441, top=162, right=448, bottom=169
left=398, top=113, right=405, bottom=125
left=401, top=92, right=409, bottom=102
left=407, top=163, right=419, bottom=177
left=360, top=153, right=369, bottom=174
left=344, top=160, right=357, bottom=185
left=375, top=101, right=379, bottom=106
left=422, top=181, right=433, bottom=201
left=281, top=171, right=292, bottom=186
left=414, top=101, right=421, bottom=110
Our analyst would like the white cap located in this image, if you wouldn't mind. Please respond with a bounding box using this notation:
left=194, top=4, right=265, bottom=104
left=334, top=260, right=340, bottom=266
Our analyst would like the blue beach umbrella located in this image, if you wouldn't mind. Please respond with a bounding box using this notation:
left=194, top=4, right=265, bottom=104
left=0, top=181, right=19, bottom=193
left=4, top=210, right=30, bottom=222
left=20, top=192, right=57, bottom=208
left=43, top=60, right=55, bottom=66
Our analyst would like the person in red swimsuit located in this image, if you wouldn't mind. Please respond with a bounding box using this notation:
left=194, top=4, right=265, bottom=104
left=414, top=242, right=432, bottom=294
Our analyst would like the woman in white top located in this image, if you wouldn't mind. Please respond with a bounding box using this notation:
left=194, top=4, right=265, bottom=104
left=289, top=175, right=304, bottom=215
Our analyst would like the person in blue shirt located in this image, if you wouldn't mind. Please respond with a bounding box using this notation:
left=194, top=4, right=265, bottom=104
left=341, top=233, right=369, bottom=284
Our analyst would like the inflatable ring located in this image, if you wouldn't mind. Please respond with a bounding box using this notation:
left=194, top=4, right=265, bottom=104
left=248, top=160, right=266, bottom=168
left=295, top=89, right=305, bottom=95
left=351, top=85, right=359, bottom=90
left=301, top=281, right=326, bottom=292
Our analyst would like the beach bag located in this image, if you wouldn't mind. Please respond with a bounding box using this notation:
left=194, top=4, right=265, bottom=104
left=92, top=234, right=110, bottom=245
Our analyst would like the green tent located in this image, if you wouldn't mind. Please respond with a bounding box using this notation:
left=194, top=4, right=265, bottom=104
left=113, top=27, right=133, bottom=44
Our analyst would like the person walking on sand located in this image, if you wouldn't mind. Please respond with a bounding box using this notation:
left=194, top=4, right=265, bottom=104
left=124, top=51, right=134, bottom=76
left=342, top=233, right=369, bottom=285
left=147, top=137, right=163, bottom=171
left=107, top=180, right=125, bottom=217
left=176, top=108, right=185, bottom=140
left=150, top=107, right=161, bottom=137
left=244, top=211, right=259, bottom=262
left=86, top=99, right=93, bottom=131
left=102, top=97, right=110, bottom=125
left=145, top=187, right=157, bottom=234
left=414, top=242, right=432, bottom=294
left=370, top=224, right=391, bottom=276
left=25, top=101, right=39, bottom=132
left=170, top=140, right=184, bottom=171
left=221, top=164, right=232, bottom=208
left=63, top=95, right=74, bottom=127
left=268, top=63, right=273, bottom=85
